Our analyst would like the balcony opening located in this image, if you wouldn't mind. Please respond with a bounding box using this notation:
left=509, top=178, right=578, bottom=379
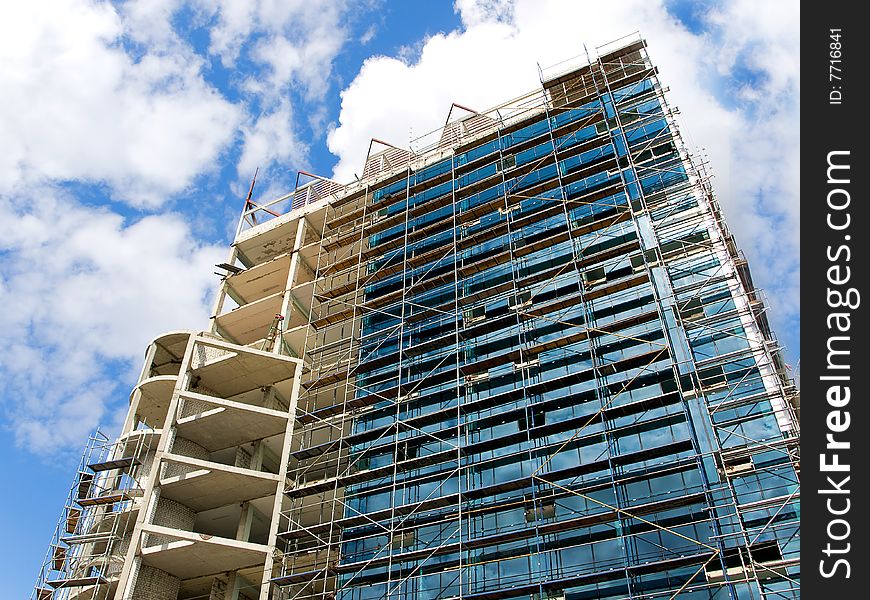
left=722, top=455, right=754, bottom=477
left=525, top=495, right=557, bottom=522
left=391, top=529, right=415, bottom=549
left=583, top=266, right=607, bottom=289
left=518, top=406, right=546, bottom=432
left=705, top=541, right=785, bottom=583
left=396, top=441, right=418, bottom=463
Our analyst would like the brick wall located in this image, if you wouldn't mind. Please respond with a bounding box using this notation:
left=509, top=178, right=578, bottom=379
left=208, top=577, right=227, bottom=599
left=131, top=564, right=181, bottom=600
left=144, top=496, right=195, bottom=548
left=163, top=436, right=210, bottom=479
left=178, top=394, right=216, bottom=418
left=234, top=446, right=253, bottom=469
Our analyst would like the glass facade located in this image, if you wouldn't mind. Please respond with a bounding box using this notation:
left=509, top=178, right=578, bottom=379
left=277, top=39, right=799, bottom=600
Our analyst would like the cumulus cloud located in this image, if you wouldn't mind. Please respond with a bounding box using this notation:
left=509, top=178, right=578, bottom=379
left=0, top=0, right=242, bottom=207
left=0, top=0, right=364, bottom=206
left=0, top=187, right=225, bottom=452
left=454, top=0, right=514, bottom=27
left=204, top=0, right=347, bottom=98
left=0, top=0, right=800, bottom=459
left=327, top=0, right=799, bottom=356
left=189, top=0, right=359, bottom=182
left=0, top=0, right=372, bottom=457
left=0, top=0, right=238, bottom=453
left=237, top=100, right=309, bottom=180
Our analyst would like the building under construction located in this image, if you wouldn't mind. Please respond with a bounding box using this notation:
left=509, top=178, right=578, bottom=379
left=33, top=35, right=800, bottom=600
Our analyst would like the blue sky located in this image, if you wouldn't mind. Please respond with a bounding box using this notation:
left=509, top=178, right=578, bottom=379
left=0, top=0, right=798, bottom=593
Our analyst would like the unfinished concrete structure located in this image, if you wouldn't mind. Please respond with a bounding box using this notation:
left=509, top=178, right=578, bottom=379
left=34, top=35, right=800, bottom=600
left=32, top=330, right=304, bottom=599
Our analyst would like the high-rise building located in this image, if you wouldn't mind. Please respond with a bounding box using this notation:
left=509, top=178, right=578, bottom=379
left=34, top=36, right=800, bottom=600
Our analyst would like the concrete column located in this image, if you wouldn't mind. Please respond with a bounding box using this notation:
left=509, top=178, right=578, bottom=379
left=261, top=385, right=277, bottom=410
left=224, top=571, right=241, bottom=600
left=274, top=216, right=308, bottom=353
left=208, top=577, right=227, bottom=599
left=210, top=248, right=239, bottom=334
left=236, top=502, right=254, bottom=543
left=260, top=359, right=305, bottom=599
left=113, top=334, right=197, bottom=600
left=250, top=440, right=265, bottom=471
left=224, top=571, right=254, bottom=600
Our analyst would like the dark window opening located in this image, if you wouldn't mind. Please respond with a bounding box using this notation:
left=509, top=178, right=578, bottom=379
left=396, top=441, right=417, bottom=463
left=518, top=406, right=546, bottom=431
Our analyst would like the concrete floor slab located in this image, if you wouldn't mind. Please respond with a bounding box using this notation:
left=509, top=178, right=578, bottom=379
left=159, top=454, right=281, bottom=511
left=133, top=376, right=177, bottom=428
left=175, top=392, right=289, bottom=451
left=226, top=253, right=292, bottom=305
left=140, top=524, right=269, bottom=580
left=190, top=341, right=300, bottom=398
left=215, top=291, right=284, bottom=345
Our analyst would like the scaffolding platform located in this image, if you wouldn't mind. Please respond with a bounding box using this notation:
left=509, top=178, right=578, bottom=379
left=46, top=575, right=108, bottom=588
left=87, top=456, right=140, bottom=472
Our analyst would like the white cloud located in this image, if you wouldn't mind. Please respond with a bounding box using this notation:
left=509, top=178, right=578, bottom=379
left=703, top=0, right=800, bottom=336
left=360, top=25, right=377, bottom=45
left=328, top=0, right=799, bottom=353
left=118, top=0, right=367, bottom=188
left=454, top=0, right=514, bottom=27
left=238, top=100, right=309, bottom=180
left=120, top=0, right=185, bottom=47
left=249, top=11, right=347, bottom=100
left=0, top=0, right=801, bottom=460
left=0, top=0, right=239, bottom=453
left=329, top=1, right=734, bottom=184
left=202, top=1, right=349, bottom=99
left=184, top=0, right=358, bottom=180
left=203, top=0, right=348, bottom=93
left=0, top=0, right=373, bottom=458
left=0, top=187, right=225, bottom=453
left=0, top=0, right=242, bottom=207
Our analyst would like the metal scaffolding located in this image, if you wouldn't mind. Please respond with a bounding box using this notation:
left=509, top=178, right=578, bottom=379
left=33, top=34, right=799, bottom=600
left=223, top=34, right=799, bottom=600
left=32, top=428, right=157, bottom=600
